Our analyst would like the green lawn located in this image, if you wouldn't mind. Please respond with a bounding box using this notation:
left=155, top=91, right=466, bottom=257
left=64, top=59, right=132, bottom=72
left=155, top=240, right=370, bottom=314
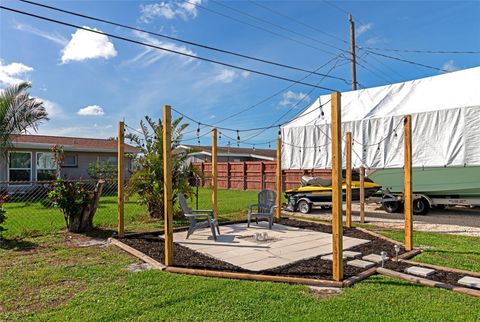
left=0, top=231, right=479, bottom=321
left=1, top=188, right=259, bottom=239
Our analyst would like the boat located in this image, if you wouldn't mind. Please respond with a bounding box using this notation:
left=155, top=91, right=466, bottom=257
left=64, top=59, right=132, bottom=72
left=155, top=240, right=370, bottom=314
left=285, top=175, right=381, bottom=214
left=367, top=166, right=480, bottom=214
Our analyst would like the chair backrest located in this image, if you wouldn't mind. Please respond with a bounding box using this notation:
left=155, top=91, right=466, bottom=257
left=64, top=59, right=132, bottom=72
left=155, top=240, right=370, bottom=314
left=258, top=190, right=276, bottom=213
left=178, top=193, right=192, bottom=214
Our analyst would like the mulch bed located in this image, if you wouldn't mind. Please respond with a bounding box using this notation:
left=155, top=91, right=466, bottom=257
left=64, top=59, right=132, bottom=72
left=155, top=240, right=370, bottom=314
left=119, top=218, right=411, bottom=281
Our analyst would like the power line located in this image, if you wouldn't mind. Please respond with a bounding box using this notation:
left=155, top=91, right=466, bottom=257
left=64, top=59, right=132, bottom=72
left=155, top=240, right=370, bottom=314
left=209, top=0, right=346, bottom=54
left=367, top=51, right=450, bottom=73
left=17, top=0, right=352, bottom=83
left=0, top=5, right=340, bottom=91
left=182, top=0, right=343, bottom=57
left=248, top=0, right=349, bottom=45
left=359, top=46, right=480, bottom=54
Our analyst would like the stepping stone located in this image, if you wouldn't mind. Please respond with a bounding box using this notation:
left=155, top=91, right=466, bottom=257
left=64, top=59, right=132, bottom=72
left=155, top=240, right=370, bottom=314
left=404, top=266, right=436, bottom=277
left=321, top=251, right=362, bottom=261
left=347, top=259, right=375, bottom=269
left=362, top=254, right=388, bottom=264
left=458, top=276, right=480, bottom=289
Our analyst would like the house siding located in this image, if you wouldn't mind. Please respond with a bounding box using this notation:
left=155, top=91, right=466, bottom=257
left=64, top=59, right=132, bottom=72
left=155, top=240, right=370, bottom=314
left=0, top=148, right=132, bottom=182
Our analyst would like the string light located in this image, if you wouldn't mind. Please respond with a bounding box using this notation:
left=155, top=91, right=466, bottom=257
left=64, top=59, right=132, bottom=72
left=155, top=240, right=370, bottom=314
left=253, top=144, right=256, bottom=151
left=236, top=130, right=240, bottom=147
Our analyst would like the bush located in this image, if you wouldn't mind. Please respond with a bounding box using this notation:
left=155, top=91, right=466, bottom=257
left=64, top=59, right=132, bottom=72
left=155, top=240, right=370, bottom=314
left=88, top=161, right=117, bottom=180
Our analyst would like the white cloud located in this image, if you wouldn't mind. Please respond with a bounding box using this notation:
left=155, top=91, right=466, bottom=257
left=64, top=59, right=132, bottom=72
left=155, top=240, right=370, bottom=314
left=37, top=98, right=63, bottom=118
left=279, top=91, right=311, bottom=107
left=198, top=68, right=250, bottom=87
left=441, top=60, right=459, bottom=73
left=0, top=60, right=34, bottom=87
left=365, top=36, right=382, bottom=45
left=14, top=22, right=67, bottom=46
left=77, top=105, right=105, bottom=116
left=125, top=30, right=196, bottom=67
left=61, top=27, right=117, bottom=63
left=139, top=0, right=202, bottom=22
left=357, top=22, right=373, bottom=36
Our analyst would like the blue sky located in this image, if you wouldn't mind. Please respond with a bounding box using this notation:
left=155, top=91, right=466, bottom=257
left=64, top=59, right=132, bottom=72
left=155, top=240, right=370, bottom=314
left=0, top=0, right=479, bottom=146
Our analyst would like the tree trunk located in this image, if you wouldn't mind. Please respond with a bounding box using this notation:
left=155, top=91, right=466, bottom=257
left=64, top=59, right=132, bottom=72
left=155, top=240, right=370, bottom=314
left=67, top=180, right=105, bottom=233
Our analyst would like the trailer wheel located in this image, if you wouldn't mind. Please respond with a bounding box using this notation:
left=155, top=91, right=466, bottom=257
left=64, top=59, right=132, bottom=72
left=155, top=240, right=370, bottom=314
left=413, top=198, right=430, bottom=216
left=383, top=201, right=403, bottom=213
left=297, top=200, right=312, bottom=214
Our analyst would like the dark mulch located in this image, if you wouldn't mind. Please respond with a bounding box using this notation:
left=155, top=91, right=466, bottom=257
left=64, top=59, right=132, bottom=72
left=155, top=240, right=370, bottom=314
left=119, top=218, right=410, bottom=281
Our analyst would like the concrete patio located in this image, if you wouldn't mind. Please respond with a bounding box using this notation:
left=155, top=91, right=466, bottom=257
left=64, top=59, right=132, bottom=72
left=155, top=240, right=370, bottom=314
left=172, top=222, right=370, bottom=271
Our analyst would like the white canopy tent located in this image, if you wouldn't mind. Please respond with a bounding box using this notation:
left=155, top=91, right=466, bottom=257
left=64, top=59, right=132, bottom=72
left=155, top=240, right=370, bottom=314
left=281, top=66, right=480, bottom=169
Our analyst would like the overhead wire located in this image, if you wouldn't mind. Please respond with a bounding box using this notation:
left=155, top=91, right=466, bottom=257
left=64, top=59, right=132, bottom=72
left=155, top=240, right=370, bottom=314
left=0, top=5, right=340, bottom=91
left=17, top=0, right=352, bottom=83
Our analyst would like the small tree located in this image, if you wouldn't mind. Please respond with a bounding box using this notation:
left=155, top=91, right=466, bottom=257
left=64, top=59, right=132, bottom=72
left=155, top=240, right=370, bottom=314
left=126, top=116, right=198, bottom=218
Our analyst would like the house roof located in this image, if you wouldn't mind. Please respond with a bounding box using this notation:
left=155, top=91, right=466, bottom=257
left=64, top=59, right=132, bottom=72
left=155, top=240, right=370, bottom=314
left=12, top=134, right=140, bottom=153
left=180, top=144, right=276, bottom=161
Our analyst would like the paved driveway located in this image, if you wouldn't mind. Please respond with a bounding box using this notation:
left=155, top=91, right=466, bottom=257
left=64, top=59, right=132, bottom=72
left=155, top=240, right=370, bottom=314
left=288, top=204, right=480, bottom=237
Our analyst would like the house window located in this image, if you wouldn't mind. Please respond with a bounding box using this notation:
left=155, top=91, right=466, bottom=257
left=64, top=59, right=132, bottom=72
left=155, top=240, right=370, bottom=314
left=8, top=152, right=32, bottom=183
left=37, top=152, right=57, bottom=181
left=97, top=156, right=117, bottom=165
left=62, top=154, right=78, bottom=167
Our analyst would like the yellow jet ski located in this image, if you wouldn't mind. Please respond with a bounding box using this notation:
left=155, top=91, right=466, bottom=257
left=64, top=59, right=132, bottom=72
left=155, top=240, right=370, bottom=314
left=285, top=175, right=381, bottom=214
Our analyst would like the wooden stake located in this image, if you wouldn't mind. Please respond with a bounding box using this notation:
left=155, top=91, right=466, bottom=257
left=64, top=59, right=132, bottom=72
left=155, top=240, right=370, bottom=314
left=331, top=92, right=343, bottom=281
left=346, top=132, right=352, bottom=228
left=211, top=128, right=218, bottom=220
left=359, top=166, right=365, bottom=223
left=276, top=136, right=282, bottom=219
left=117, top=121, right=125, bottom=238
left=163, top=105, right=174, bottom=266
left=404, top=114, right=413, bottom=251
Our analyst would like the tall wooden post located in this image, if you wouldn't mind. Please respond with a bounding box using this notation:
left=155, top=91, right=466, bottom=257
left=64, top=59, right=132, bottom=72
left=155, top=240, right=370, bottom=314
left=276, top=136, right=282, bottom=219
left=349, top=14, right=357, bottom=90
left=117, top=121, right=125, bottom=238
left=359, top=166, right=365, bottom=223
left=212, top=128, right=218, bottom=220
left=163, top=105, right=174, bottom=266
left=404, top=115, right=413, bottom=251
left=346, top=132, right=352, bottom=228
left=331, top=92, right=343, bottom=281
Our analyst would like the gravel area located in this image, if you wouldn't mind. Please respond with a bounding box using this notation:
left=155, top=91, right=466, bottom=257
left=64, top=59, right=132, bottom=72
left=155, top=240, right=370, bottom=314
left=289, top=204, right=480, bottom=237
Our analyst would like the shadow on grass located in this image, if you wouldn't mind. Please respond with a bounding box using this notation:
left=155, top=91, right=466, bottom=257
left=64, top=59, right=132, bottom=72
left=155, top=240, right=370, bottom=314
left=85, top=227, right=118, bottom=238
left=0, top=237, right=38, bottom=250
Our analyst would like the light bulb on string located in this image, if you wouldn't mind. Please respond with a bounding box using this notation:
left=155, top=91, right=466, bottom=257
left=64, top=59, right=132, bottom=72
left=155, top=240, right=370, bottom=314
left=236, top=130, right=240, bottom=147
left=253, top=144, right=256, bottom=151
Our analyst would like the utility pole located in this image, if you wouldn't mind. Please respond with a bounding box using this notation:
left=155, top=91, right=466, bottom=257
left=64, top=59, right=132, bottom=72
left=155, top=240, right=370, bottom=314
left=349, top=14, right=357, bottom=91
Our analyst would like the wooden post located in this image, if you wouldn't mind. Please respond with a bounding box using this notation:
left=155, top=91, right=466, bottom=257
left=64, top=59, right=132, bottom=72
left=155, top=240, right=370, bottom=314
left=404, top=115, right=413, bottom=251
left=359, top=166, right=365, bottom=223
left=346, top=132, right=352, bottom=228
left=276, top=137, right=282, bottom=219
left=331, top=92, right=343, bottom=281
left=211, top=128, right=218, bottom=220
left=163, top=105, right=174, bottom=266
left=117, top=121, right=125, bottom=238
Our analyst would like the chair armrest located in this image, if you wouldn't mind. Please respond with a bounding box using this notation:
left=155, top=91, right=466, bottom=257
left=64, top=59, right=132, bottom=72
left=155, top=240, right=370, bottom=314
left=191, top=209, right=213, bottom=214
left=185, top=213, right=211, bottom=218
left=248, top=204, right=258, bottom=214
left=270, top=205, right=277, bottom=214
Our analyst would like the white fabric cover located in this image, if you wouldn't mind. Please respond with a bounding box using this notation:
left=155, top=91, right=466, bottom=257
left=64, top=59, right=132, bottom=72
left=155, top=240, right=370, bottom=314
left=281, top=67, right=480, bottom=169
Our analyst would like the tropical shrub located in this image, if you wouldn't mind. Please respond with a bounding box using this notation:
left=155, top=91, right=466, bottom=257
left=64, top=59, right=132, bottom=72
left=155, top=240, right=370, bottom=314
left=126, top=116, right=199, bottom=218
left=48, top=179, right=104, bottom=233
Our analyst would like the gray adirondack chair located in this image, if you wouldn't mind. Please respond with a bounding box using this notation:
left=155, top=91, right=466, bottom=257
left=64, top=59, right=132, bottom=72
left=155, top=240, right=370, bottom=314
left=248, top=190, right=276, bottom=230
left=178, top=193, right=220, bottom=241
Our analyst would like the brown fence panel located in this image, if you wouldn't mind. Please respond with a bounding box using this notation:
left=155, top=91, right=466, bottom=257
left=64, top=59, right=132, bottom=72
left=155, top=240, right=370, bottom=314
left=192, top=161, right=333, bottom=191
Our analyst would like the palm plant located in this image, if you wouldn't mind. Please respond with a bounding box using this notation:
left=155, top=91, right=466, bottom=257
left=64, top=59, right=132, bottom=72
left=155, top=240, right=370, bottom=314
left=126, top=116, right=200, bottom=218
left=0, top=82, right=48, bottom=153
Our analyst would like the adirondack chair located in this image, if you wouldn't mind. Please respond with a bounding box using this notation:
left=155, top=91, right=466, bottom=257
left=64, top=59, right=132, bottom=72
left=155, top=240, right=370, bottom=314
left=248, top=190, right=276, bottom=230
left=178, top=193, right=220, bottom=241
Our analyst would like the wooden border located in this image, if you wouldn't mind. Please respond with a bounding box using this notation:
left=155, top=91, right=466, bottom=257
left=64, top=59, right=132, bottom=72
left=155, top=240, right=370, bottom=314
left=377, top=267, right=480, bottom=298
left=355, top=227, right=406, bottom=246
left=343, top=266, right=378, bottom=287
left=165, top=266, right=343, bottom=287
left=109, top=238, right=166, bottom=270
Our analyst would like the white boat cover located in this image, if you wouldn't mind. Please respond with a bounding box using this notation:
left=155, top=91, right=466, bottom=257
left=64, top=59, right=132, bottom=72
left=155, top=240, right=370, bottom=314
left=281, top=66, right=480, bottom=169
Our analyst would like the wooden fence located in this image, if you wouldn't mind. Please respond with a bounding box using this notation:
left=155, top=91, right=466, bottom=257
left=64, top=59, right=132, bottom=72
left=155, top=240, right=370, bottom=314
left=192, top=161, right=332, bottom=191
